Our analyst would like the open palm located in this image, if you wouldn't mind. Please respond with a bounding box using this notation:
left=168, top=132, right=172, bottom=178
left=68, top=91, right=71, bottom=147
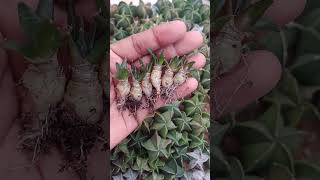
left=109, top=20, right=205, bottom=149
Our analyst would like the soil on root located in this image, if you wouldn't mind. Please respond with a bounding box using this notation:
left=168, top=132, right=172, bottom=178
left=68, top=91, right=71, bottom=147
left=18, top=105, right=105, bottom=180
left=116, top=96, right=128, bottom=111
left=125, top=96, right=143, bottom=116
left=160, top=85, right=177, bottom=104
left=54, top=105, right=105, bottom=180
left=142, top=88, right=157, bottom=111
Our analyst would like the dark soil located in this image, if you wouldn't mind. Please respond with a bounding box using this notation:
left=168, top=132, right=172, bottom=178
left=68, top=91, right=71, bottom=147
left=143, top=88, right=157, bottom=111
left=125, top=96, right=143, bottom=116
left=18, top=104, right=105, bottom=180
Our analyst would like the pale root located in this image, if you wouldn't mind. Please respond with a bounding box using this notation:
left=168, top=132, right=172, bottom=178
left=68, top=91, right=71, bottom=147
left=116, top=79, right=131, bottom=98
left=21, top=53, right=66, bottom=120
left=162, top=68, right=174, bottom=88
left=130, top=80, right=142, bottom=101
left=142, top=72, right=152, bottom=97
left=64, top=63, right=103, bottom=123
left=173, top=68, right=187, bottom=86
left=151, top=65, right=162, bottom=94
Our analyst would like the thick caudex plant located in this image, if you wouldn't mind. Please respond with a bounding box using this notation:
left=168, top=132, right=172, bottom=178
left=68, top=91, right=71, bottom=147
left=3, top=0, right=65, bottom=158
left=62, top=0, right=107, bottom=124
left=110, top=0, right=211, bottom=179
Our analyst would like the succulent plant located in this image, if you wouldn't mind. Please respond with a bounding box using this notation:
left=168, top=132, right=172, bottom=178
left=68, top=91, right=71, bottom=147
left=110, top=0, right=212, bottom=179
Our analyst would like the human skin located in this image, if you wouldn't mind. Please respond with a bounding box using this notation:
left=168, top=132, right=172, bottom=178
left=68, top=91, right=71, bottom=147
left=0, top=0, right=306, bottom=180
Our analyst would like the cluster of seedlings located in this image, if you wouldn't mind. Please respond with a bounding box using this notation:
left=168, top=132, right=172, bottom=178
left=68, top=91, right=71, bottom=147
left=114, top=49, right=194, bottom=116
left=3, top=0, right=107, bottom=179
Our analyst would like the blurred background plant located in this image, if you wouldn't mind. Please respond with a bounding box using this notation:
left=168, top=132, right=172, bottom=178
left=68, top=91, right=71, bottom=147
left=109, top=0, right=210, bottom=179
left=212, top=0, right=320, bottom=179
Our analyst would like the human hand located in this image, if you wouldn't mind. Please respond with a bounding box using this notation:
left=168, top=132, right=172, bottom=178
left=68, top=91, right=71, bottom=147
left=110, top=20, right=206, bottom=149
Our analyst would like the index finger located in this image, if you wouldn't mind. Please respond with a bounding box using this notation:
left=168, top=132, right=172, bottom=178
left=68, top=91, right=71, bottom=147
left=111, top=20, right=187, bottom=62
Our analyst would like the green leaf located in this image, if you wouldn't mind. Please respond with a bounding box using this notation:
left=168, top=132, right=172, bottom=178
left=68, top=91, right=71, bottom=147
left=296, top=9, right=320, bottom=56
left=189, top=133, right=206, bottom=150
left=172, top=112, right=192, bottom=132
left=295, top=161, right=320, bottom=180
left=18, top=2, right=42, bottom=38
left=278, top=69, right=301, bottom=104
left=228, top=157, right=245, bottom=180
left=118, top=139, right=130, bottom=154
left=257, top=103, right=283, bottom=136
left=158, top=101, right=182, bottom=117
left=145, top=172, right=165, bottom=180
left=284, top=105, right=305, bottom=127
left=112, top=156, right=129, bottom=173
left=129, top=130, right=149, bottom=152
left=132, top=157, right=151, bottom=173
left=124, top=151, right=136, bottom=165
left=240, top=142, right=276, bottom=172
left=151, top=110, right=176, bottom=138
left=210, top=121, right=229, bottom=146
left=211, top=145, right=230, bottom=173
left=160, top=158, right=184, bottom=177
left=291, top=54, right=320, bottom=86
left=172, top=146, right=188, bottom=166
left=256, top=27, right=297, bottom=63
left=190, top=113, right=208, bottom=136
left=167, top=131, right=183, bottom=145
left=183, top=93, right=205, bottom=116
left=141, top=132, right=171, bottom=160
left=266, top=163, right=294, bottom=180
left=278, top=127, right=306, bottom=155
left=148, top=158, right=165, bottom=173
left=235, top=121, right=273, bottom=145
left=269, top=143, right=295, bottom=173
left=36, top=0, right=53, bottom=19
left=180, top=131, right=191, bottom=146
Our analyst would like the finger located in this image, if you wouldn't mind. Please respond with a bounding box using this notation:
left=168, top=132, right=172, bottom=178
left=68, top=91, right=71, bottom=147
left=131, top=30, right=204, bottom=68
left=186, top=53, right=207, bottom=69
left=0, top=34, right=18, bottom=144
left=37, top=149, right=79, bottom=180
left=264, top=0, right=306, bottom=26
left=111, top=20, right=187, bottom=61
left=0, top=124, right=42, bottom=180
left=136, top=78, right=199, bottom=123
left=133, top=52, right=206, bottom=71
left=213, top=50, right=282, bottom=117
left=110, top=50, right=131, bottom=75
left=161, top=31, right=204, bottom=58
left=110, top=103, right=137, bottom=149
